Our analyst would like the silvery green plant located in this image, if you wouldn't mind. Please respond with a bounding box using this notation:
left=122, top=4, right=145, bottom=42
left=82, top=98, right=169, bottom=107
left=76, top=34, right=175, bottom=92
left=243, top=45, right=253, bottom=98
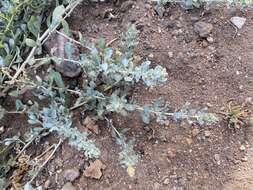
left=106, top=118, right=138, bottom=171
left=27, top=99, right=100, bottom=158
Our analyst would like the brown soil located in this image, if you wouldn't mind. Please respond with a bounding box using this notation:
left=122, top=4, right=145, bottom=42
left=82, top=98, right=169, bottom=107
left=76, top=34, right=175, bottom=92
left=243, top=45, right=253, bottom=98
left=1, top=1, right=253, bottom=190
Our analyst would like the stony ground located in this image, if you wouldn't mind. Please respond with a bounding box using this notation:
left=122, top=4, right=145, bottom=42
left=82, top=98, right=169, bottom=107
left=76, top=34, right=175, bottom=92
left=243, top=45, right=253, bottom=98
left=1, top=0, right=253, bottom=190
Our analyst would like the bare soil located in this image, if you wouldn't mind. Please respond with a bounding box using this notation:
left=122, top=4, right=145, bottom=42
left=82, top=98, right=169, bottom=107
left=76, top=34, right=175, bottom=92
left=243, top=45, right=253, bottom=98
left=1, top=1, right=253, bottom=190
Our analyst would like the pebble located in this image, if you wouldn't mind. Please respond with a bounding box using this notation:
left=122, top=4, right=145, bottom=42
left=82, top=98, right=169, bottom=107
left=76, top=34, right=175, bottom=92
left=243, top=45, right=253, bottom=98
left=63, top=168, right=80, bottom=182
left=168, top=51, right=173, bottom=58
left=167, top=148, right=177, bottom=158
left=0, top=126, right=4, bottom=134
left=154, top=5, right=165, bottom=18
left=241, top=156, right=248, bottom=162
left=153, top=182, right=161, bottom=190
left=245, top=97, right=252, bottom=104
left=163, top=178, right=170, bottom=185
left=207, top=36, right=214, bottom=43
left=44, top=179, right=50, bottom=189
left=240, top=145, right=246, bottom=151
left=214, top=154, right=221, bottom=165
left=230, top=16, right=246, bottom=29
left=204, top=130, right=211, bottom=138
left=185, top=137, right=193, bottom=145
left=61, top=182, right=76, bottom=190
left=194, top=21, right=213, bottom=38
left=148, top=53, right=154, bottom=58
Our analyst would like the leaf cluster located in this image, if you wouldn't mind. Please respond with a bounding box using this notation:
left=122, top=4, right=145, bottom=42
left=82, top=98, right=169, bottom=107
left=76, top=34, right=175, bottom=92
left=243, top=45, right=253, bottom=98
left=27, top=100, right=100, bottom=158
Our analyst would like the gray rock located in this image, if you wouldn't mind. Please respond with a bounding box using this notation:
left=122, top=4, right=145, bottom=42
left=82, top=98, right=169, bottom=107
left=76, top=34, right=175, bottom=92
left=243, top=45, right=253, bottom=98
left=44, top=30, right=81, bottom=78
left=194, top=21, right=213, bottom=38
left=154, top=5, right=165, bottom=18
left=61, top=182, right=76, bottom=190
left=63, top=168, right=80, bottom=182
left=230, top=16, right=246, bottom=29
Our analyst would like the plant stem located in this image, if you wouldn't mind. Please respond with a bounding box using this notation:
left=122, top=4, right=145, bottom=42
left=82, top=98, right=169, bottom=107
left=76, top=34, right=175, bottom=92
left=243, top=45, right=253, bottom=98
left=2, top=0, right=83, bottom=95
left=29, top=139, right=62, bottom=183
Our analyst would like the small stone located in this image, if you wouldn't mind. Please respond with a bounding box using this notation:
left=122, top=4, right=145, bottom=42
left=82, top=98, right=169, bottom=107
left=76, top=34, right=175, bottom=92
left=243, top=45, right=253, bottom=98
left=61, top=182, right=76, bottom=190
left=207, top=36, right=214, bottom=43
left=192, top=128, right=200, bottom=137
left=245, top=97, right=252, bottom=104
left=153, top=182, right=161, bottom=190
left=163, top=178, right=170, bottom=185
left=44, top=179, right=50, bottom=189
left=0, top=126, right=4, bottom=134
left=194, top=21, right=213, bottom=38
left=185, top=138, right=193, bottom=145
left=239, top=145, right=246, bottom=151
left=83, top=160, right=106, bottom=179
left=190, top=16, right=199, bottom=22
left=230, top=16, right=246, bottom=29
left=204, top=130, right=211, bottom=138
left=214, top=154, right=221, bottom=165
left=167, top=148, right=177, bottom=158
left=241, top=156, right=248, bottom=162
left=148, top=53, right=154, bottom=58
left=202, top=40, right=208, bottom=47
left=154, top=5, right=165, bottom=18
left=168, top=51, right=173, bottom=58
left=44, top=30, right=81, bottom=78
left=63, top=168, right=80, bottom=182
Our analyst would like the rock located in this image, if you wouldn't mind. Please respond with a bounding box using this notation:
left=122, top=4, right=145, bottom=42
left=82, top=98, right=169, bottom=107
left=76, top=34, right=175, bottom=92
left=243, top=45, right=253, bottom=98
left=63, top=168, right=80, bottom=182
left=83, top=159, right=106, bottom=179
left=168, top=51, right=173, bottom=58
left=44, top=30, right=81, bottom=78
left=84, top=116, right=99, bottom=134
left=0, top=126, right=4, bottom=134
left=230, top=16, right=246, bottom=29
left=148, top=53, right=154, bottom=58
left=194, top=21, right=213, bottom=38
left=154, top=5, right=165, bottom=18
left=161, top=20, right=176, bottom=29
left=120, top=1, right=134, bottom=12
left=207, top=36, right=214, bottom=43
left=245, top=97, right=252, bottom=104
left=153, top=182, right=161, bottom=190
left=241, top=156, right=248, bottom=162
left=167, top=148, right=177, bottom=158
left=214, top=154, right=221, bottom=165
left=239, top=145, right=246, bottom=151
left=204, top=130, right=211, bottom=138
left=61, top=182, right=76, bottom=190
left=44, top=179, right=50, bottom=189
left=185, top=137, right=193, bottom=145
left=163, top=178, right=170, bottom=185
left=190, top=16, right=199, bottom=22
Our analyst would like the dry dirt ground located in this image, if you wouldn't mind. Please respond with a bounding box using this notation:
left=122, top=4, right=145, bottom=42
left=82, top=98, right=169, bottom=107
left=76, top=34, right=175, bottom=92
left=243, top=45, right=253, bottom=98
left=1, top=0, right=253, bottom=190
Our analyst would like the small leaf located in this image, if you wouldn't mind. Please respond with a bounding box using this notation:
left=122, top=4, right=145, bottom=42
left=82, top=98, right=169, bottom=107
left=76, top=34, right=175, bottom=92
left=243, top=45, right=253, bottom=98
left=48, top=70, right=65, bottom=89
left=64, top=41, right=73, bottom=59
left=25, top=38, right=37, bottom=47
left=15, top=99, right=24, bottom=111
left=50, top=5, right=65, bottom=29
left=62, top=20, right=70, bottom=36
left=28, top=16, right=41, bottom=37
